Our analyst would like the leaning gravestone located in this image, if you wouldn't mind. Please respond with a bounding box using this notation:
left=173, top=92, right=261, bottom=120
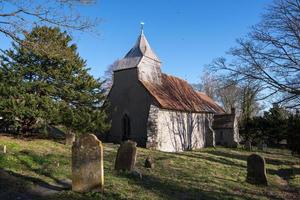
left=72, top=134, right=104, bottom=192
left=115, top=140, right=137, bottom=171
left=65, top=132, right=76, bottom=145
left=246, top=154, right=268, bottom=185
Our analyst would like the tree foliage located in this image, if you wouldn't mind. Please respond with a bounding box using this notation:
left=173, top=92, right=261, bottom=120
left=0, top=26, right=109, bottom=135
left=287, top=111, right=300, bottom=155
left=263, top=104, right=289, bottom=145
left=239, top=104, right=300, bottom=155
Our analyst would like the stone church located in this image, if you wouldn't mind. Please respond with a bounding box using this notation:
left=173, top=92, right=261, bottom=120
left=107, top=31, right=239, bottom=152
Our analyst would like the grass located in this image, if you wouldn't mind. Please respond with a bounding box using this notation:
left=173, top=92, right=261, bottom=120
left=0, top=135, right=299, bottom=200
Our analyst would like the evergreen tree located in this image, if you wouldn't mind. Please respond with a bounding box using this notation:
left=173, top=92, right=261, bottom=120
left=0, top=26, right=110, bottom=135
left=287, top=111, right=300, bottom=155
left=264, top=104, right=289, bottom=145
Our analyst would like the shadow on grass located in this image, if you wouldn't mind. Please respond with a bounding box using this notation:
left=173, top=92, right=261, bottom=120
left=173, top=152, right=245, bottom=168
left=16, top=150, right=71, bottom=190
left=205, top=150, right=296, bottom=166
left=268, top=167, right=300, bottom=182
left=0, top=127, right=66, bottom=144
left=0, top=168, right=58, bottom=200
left=117, top=171, right=249, bottom=200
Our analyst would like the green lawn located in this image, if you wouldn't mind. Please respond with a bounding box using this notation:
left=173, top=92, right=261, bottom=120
left=0, top=135, right=299, bottom=200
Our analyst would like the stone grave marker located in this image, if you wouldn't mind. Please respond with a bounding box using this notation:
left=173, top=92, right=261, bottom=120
left=245, top=141, right=252, bottom=151
left=262, top=143, right=267, bottom=151
left=144, top=156, right=154, bottom=168
left=258, top=142, right=267, bottom=151
left=115, top=140, right=137, bottom=171
left=0, top=145, right=6, bottom=154
left=72, top=134, right=104, bottom=192
left=65, top=132, right=76, bottom=145
left=246, top=154, right=268, bottom=185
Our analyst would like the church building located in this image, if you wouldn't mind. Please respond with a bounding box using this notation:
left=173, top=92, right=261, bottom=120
left=107, top=30, right=239, bottom=152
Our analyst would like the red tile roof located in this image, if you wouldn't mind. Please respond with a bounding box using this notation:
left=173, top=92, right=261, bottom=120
left=140, top=73, right=225, bottom=113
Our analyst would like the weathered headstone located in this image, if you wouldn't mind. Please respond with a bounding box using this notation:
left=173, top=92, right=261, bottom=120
left=262, top=143, right=267, bottom=151
left=0, top=145, right=6, bottom=154
left=258, top=142, right=267, bottom=151
left=115, top=140, right=137, bottom=171
left=246, top=154, right=268, bottom=185
left=72, top=134, right=104, bottom=192
left=144, top=156, right=154, bottom=168
left=65, top=132, right=76, bottom=145
left=245, top=141, right=252, bottom=151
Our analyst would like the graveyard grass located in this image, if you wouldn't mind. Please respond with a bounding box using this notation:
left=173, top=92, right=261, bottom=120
left=0, top=135, right=299, bottom=200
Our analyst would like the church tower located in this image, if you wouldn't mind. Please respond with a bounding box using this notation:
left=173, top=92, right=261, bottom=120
left=113, top=29, right=162, bottom=84
left=108, top=28, right=162, bottom=146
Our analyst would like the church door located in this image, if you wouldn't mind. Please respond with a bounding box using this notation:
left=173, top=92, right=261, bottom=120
left=122, top=114, right=131, bottom=141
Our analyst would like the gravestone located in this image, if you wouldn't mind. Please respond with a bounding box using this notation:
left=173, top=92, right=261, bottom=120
left=72, top=134, right=104, bottom=192
left=144, top=156, right=154, bottom=168
left=115, top=140, right=137, bottom=171
left=262, top=143, right=267, bottom=151
left=65, top=133, right=76, bottom=145
left=246, top=154, right=268, bottom=185
left=245, top=141, right=252, bottom=151
left=0, top=145, right=6, bottom=154
left=258, top=142, right=267, bottom=151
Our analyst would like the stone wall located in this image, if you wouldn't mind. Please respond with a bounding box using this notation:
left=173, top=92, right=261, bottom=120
left=213, top=110, right=239, bottom=147
left=152, top=109, right=213, bottom=152
left=137, top=56, right=162, bottom=84
left=108, top=68, right=154, bottom=147
left=146, top=105, right=159, bottom=149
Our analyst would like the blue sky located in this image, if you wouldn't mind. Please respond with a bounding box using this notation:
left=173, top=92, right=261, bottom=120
left=1, top=0, right=273, bottom=83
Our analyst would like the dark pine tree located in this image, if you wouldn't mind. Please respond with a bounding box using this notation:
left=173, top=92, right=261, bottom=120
left=287, top=111, right=300, bottom=155
left=0, top=26, right=110, bottom=135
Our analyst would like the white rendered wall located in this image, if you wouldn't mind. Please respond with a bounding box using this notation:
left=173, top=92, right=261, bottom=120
left=154, top=109, right=211, bottom=152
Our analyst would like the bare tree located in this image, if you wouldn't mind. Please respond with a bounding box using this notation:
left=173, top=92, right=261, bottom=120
left=200, top=72, right=243, bottom=114
left=240, top=82, right=262, bottom=121
left=200, top=71, right=218, bottom=99
left=0, top=0, right=99, bottom=45
left=210, top=0, right=300, bottom=108
left=103, top=59, right=119, bottom=91
left=215, top=80, right=241, bottom=113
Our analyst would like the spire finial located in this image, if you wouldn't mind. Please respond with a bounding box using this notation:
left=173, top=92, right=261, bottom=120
left=140, top=22, right=145, bottom=34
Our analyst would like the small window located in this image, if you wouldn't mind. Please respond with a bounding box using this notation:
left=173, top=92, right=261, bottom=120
left=122, top=114, right=131, bottom=141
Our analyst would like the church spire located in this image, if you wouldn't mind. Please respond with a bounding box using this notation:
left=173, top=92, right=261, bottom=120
left=124, top=27, right=160, bottom=62
left=114, top=25, right=161, bottom=74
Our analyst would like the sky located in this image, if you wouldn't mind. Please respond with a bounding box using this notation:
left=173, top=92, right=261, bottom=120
left=1, top=0, right=273, bottom=84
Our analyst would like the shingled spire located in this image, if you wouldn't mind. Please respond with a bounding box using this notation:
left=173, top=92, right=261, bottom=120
left=124, top=32, right=160, bottom=62
left=114, top=27, right=162, bottom=83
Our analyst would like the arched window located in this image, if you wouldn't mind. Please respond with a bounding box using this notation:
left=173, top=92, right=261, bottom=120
left=122, top=114, right=131, bottom=141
